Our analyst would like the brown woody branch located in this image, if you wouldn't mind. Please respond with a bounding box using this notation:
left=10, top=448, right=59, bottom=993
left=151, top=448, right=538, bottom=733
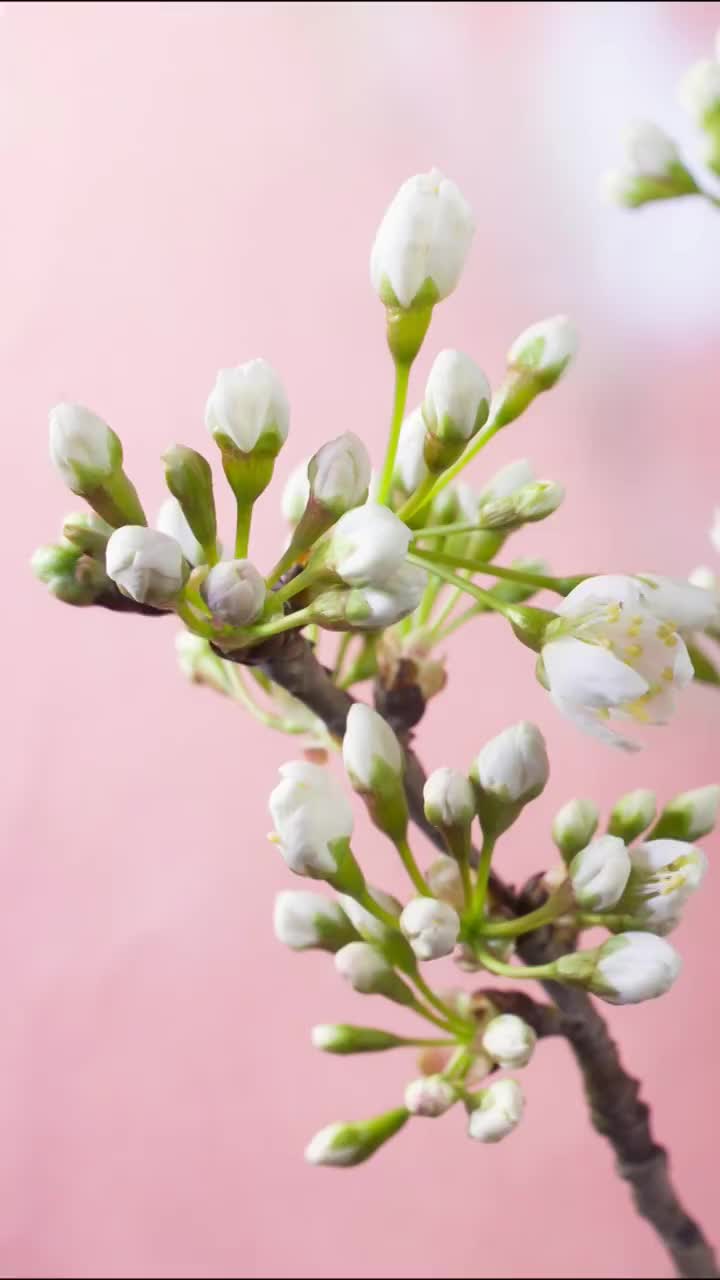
left=100, top=594, right=718, bottom=1278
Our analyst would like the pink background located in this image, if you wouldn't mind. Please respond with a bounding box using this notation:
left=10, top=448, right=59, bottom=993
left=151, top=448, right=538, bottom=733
left=5, top=2, right=720, bottom=1276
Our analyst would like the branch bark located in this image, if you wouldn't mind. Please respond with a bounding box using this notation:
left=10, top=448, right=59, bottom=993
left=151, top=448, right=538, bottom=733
left=102, top=596, right=718, bottom=1278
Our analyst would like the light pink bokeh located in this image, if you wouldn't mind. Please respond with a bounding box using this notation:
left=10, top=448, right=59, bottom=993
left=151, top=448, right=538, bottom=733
left=5, top=2, right=720, bottom=1276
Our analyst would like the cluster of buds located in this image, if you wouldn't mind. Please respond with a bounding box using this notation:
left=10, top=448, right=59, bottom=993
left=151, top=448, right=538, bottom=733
left=32, top=154, right=719, bottom=1179
left=605, top=29, right=720, bottom=208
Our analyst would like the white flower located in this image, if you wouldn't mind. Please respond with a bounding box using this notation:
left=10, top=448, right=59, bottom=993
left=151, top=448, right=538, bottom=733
left=370, top=168, right=475, bottom=310
left=481, top=1014, right=536, bottom=1070
left=309, top=432, right=371, bottom=515
left=619, top=839, right=708, bottom=934
left=281, top=460, right=310, bottom=524
left=552, top=798, right=600, bottom=860
left=480, top=459, right=535, bottom=503
left=426, top=857, right=465, bottom=910
left=423, top=350, right=491, bottom=443
left=350, top=562, right=428, bottom=630
left=334, top=941, right=391, bottom=992
left=569, top=835, right=632, bottom=911
left=507, top=315, right=578, bottom=384
left=400, top=897, right=460, bottom=960
left=635, top=574, right=720, bottom=632
left=329, top=503, right=411, bottom=587
left=689, top=566, right=718, bottom=594
left=49, top=402, right=119, bottom=489
left=404, top=1075, right=457, bottom=1117
left=678, top=59, right=720, bottom=124
left=588, top=931, right=681, bottom=1004
left=342, top=703, right=403, bottom=791
left=200, top=559, right=266, bottom=627
left=423, top=767, right=475, bottom=830
left=394, top=408, right=429, bottom=494
left=471, top=722, right=549, bottom=804
left=268, top=762, right=354, bottom=878
left=467, top=1079, right=524, bottom=1143
left=105, top=526, right=186, bottom=607
left=205, top=358, right=289, bottom=453
left=272, top=891, right=355, bottom=951
left=156, top=496, right=203, bottom=566
left=619, top=121, right=681, bottom=178
left=541, top=575, right=693, bottom=750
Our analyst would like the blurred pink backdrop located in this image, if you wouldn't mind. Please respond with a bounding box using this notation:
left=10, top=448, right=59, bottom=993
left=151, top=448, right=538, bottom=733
left=4, top=2, right=720, bottom=1276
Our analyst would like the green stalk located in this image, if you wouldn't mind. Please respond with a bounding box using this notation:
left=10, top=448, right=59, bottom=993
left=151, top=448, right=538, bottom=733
left=377, top=360, right=411, bottom=506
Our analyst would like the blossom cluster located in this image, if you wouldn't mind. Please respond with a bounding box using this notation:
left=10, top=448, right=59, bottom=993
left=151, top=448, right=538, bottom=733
left=33, top=157, right=720, bottom=1169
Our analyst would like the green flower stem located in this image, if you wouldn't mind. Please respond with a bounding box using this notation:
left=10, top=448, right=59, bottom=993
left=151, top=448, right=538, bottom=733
left=377, top=360, right=411, bottom=506
left=411, top=546, right=581, bottom=596
left=396, top=473, right=437, bottom=523
left=414, top=541, right=445, bottom=625
left=333, top=632, right=354, bottom=682
left=411, top=415, right=505, bottom=516
left=265, top=543, right=302, bottom=588
left=578, top=912, right=643, bottom=931
left=272, top=562, right=324, bottom=605
left=478, top=885, right=574, bottom=938
left=234, top=500, right=253, bottom=559
left=408, top=552, right=515, bottom=619
left=428, top=601, right=483, bottom=644
left=474, top=948, right=558, bottom=982
left=410, top=551, right=554, bottom=647
left=407, top=997, right=464, bottom=1036
left=175, top=598, right=213, bottom=637
left=442, top=1047, right=476, bottom=1082
left=356, top=888, right=401, bottom=933
left=410, top=972, right=474, bottom=1038
left=244, top=605, right=318, bottom=641
left=470, top=835, right=496, bottom=922
left=425, top=585, right=463, bottom=636
left=394, top=835, right=432, bottom=896
left=201, top=540, right=221, bottom=568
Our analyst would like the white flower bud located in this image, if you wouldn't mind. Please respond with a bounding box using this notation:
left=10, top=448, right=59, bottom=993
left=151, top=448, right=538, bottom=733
left=205, top=358, right=289, bottom=454
left=338, top=885, right=400, bottom=944
left=619, top=839, right=708, bottom=933
left=394, top=408, right=429, bottom=494
left=478, top=479, right=565, bottom=530
left=472, top=722, right=549, bottom=805
left=309, top=432, right=371, bottom=516
left=507, top=315, right=578, bottom=386
left=334, top=941, right=412, bottom=1002
left=311, top=1024, right=407, bottom=1054
left=156, top=496, right=204, bottom=566
left=400, top=897, right=460, bottom=960
left=346, top=562, right=428, bottom=631
left=569, top=835, right=631, bottom=911
left=552, top=798, right=600, bottom=861
left=653, top=786, right=720, bottom=842
left=608, top=789, right=657, bottom=842
left=304, top=1108, right=409, bottom=1167
left=49, top=402, right=120, bottom=489
left=268, top=762, right=354, bottom=879
left=404, top=1075, right=457, bottom=1117
left=481, top=1014, right=536, bottom=1070
left=621, top=121, right=681, bottom=178
left=281, top=460, right=310, bottom=524
left=370, top=168, right=474, bottom=310
left=467, top=1079, right=524, bottom=1143
left=105, top=526, right=187, bottom=608
left=423, top=350, right=491, bottom=444
left=480, top=459, right=536, bottom=503
left=342, top=703, right=403, bottom=791
left=426, top=857, right=465, bottom=910
left=678, top=59, right=720, bottom=125
left=200, top=559, right=266, bottom=627
left=328, top=503, right=411, bottom=587
left=423, top=767, right=475, bottom=830
left=587, top=931, right=681, bottom=1005
left=273, top=891, right=356, bottom=952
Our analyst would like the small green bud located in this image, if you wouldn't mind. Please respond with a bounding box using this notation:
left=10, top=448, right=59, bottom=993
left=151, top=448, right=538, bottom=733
left=552, top=797, right=600, bottom=863
left=61, top=511, right=113, bottom=557
left=608, top=789, right=657, bottom=842
left=305, top=1107, right=409, bottom=1166
left=162, top=445, right=218, bottom=559
left=31, top=542, right=106, bottom=606
left=310, top=1025, right=409, bottom=1054
left=650, top=786, right=720, bottom=842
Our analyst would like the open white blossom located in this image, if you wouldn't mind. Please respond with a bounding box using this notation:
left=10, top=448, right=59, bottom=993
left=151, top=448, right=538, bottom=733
left=540, top=575, right=693, bottom=750
left=618, top=839, right=708, bottom=934
left=370, top=168, right=474, bottom=310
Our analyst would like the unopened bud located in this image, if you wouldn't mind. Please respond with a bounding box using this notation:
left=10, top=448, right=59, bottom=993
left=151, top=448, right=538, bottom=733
left=162, top=445, right=218, bottom=559
left=404, top=1075, right=457, bottom=1117
left=467, top=1079, right=524, bottom=1143
left=481, top=1014, right=536, bottom=1070
left=569, top=835, right=631, bottom=911
left=305, top=1108, right=409, bottom=1167
left=608, top=789, right=657, bottom=842
left=651, top=786, right=720, bottom=842
left=552, top=797, right=600, bottom=862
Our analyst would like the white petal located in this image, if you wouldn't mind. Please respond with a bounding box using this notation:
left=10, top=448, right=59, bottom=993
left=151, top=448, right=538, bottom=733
left=543, top=637, right=649, bottom=709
